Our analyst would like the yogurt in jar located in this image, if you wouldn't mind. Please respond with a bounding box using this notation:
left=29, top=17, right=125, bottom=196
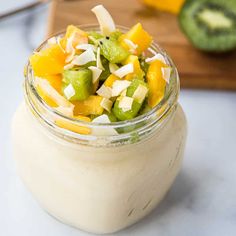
left=12, top=5, right=187, bottom=234
left=12, top=102, right=186, bottom=234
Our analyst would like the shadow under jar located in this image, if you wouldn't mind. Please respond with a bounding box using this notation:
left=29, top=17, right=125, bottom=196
left=12, top=25, right=187, bottom=234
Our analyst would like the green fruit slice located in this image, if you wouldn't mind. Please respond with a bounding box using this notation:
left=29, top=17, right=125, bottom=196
left=62, top=69, right=93, bottom=101
left=99, top=38, right=129, bottom=63
left=112, top=99, right=141, bottom=121
left=179, top=0, right=236, bottom=52
left=126, top=79, right=148, bottom=100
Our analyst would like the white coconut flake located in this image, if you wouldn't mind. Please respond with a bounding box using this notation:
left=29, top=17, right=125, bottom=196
left=92, top=114, right=111, bottom=123
left=118, top=96, right=134, bottom=112
left=65, top=51, right=75, bottom=63
left=100, top=98, right=113, bottom=112
left=96, top=47, right=105, bottom=70
left=148, top=47, right=157, bottom=56
left=145, top=53, right=166, bottom=64
left=64, top=63, right=74, bottom=70
left=66, top=33, right=75, bottom=54
left=76, top=43, right=97, bottom=52
left=113, top=63, right=134, bottom=78
left=88, top=36, right=97, bottom=44
left=132, top=85, right=148, bottom=104
left=91, top=5, right=116, bottom=36
left=55, top=106, right=74, bottom=117
left=92, top=114, right=118, bottom=136
left=47, top=37, right=57, bottom=45
left=63, top=84, right=75, bottom=100
left=72, top=48, right=96, bottom=66
left=96, top=85, right=112, bottom=98
left=88, top=66, right=102, bottom=83
left=120, top=89, right=127, bottom=97
left=34, top=77, right=74, bottom=109
left=111, top=80, right=131, bottom=97
left=109, top=63, right=119, bottom=73
left=161, top=67, right=172, bottom=83
left=56, top=36, right=65, bottom=53
left=124, top=39, right=138, bottom=53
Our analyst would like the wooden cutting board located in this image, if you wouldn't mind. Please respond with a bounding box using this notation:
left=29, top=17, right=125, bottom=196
left=47, top=0, right=236, bottom=90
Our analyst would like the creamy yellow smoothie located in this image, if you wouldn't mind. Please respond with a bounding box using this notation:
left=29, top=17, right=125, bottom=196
left=12, top=5, right=187, bottom=234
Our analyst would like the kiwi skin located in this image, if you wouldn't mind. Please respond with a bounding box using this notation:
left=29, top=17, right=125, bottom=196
left=179, top=0, right=236, bottom=52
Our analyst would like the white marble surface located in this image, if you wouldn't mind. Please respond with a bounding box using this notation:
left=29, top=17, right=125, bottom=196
left=1, top=1, right=236, bottom=236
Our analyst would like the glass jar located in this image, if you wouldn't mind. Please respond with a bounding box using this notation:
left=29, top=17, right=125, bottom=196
left=12, top=25, right=187, bottom=234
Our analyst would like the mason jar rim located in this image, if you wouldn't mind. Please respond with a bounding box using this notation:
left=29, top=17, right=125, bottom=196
left=24, top=24, right=180, bottom=145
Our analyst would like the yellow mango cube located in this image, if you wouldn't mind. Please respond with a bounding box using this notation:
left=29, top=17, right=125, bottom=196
left=55, top=117, right=91, bottom=135
left=43, top=74, right=62, bottom=94
left=123, top=55, right=144, bottom=80
left=61, top=25, right=88, bottom=49
left=143, top=0, right=185, bottom=14
left=147, top=60, right=168, bottom=108
left=119, top=23, right=152, bottom=55
left=75, top=115, right=91, bottom=122
left=37, top=85, right=58, bottom=107
left=30, top=44, right=66, bottom=76
left=73, top=95, right=104, bottom=116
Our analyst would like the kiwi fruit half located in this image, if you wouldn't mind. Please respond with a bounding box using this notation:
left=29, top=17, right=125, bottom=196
left=179, top=0, right=236, bottom=52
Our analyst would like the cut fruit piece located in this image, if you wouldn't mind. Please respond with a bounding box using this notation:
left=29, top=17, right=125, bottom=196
left=179, top=0, right=236, bottom=52
left=63, top=84, right=76, bottom=100
left=88, top=66, right=102, bottom=83
left=76, top=43, right=97, bottom=52
left=146, top=60, right=167, bottom=108
left=99, top=38, right=129, bottom=63
left=30, top=44, right=66, bottom=76
left=71, top=48, right=96, bottom=66
left=73, top=95, right=104, bottom=116
left=123, top=39, right=138, bottom=54
left=109, top=63, right=119, bottom=73
left=109, top=30, right=123, bottom=41
left=91, top=5, right=116, bottom=36
left=104, top=74, right=120, bottom=87
left=88, top=31, right=104, bottom=41
left=126, top=79, right=149, bottom=104
left=96, top=47, right=105, bottom=70
left=75, top=115, right=91, bottom=122
left=62, top=69, right=93, bottom=101
left=61, top=25, right=88, bottom=49
left=91, top=114, right=118, bottom=136
left=113, top=64, right=134, bottom=78
left=143, top=0, right=185, bottom=14
left=55, top=118, right=91, bottom=135
left=161, top=67, right=172, bottom=83
left=37, top=85, right=58, bottom=107
left=145, top=53, right=166, bottom=65
left=104, top=111, right=117, bottom=122
left=96, top=85, right=112, bottom=98
left=123, top=55, right=144, bottom=80
left=111, top=80, right=131, bottom=97
left=119, top=23, right=152, bottom=55
left=112, top=97, right=142, bottom=121
left=35, top=77, right=74, bottom=113
left=100, top=97, right=113, bottom=112
left=118, top=96, right=134, bottom=112
left=126, top=79, right=148, bottom=98
left=42, top=74, right=62, bottom=94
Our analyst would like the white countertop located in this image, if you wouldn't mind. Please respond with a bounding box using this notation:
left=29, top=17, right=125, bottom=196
left=1, top=1, right=236, bottom=236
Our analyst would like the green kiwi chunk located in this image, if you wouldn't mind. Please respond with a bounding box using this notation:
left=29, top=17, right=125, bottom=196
left=112, top=99, right=142, bottom=121
left=62, top=69, right=93, bottom=101
left=179, top=0, right=236, bottom=52
left=99, top=38, right=129, bottom=63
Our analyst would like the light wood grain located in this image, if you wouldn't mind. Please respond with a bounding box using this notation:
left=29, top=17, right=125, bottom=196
left=47, top=0, right=236, bottom=90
